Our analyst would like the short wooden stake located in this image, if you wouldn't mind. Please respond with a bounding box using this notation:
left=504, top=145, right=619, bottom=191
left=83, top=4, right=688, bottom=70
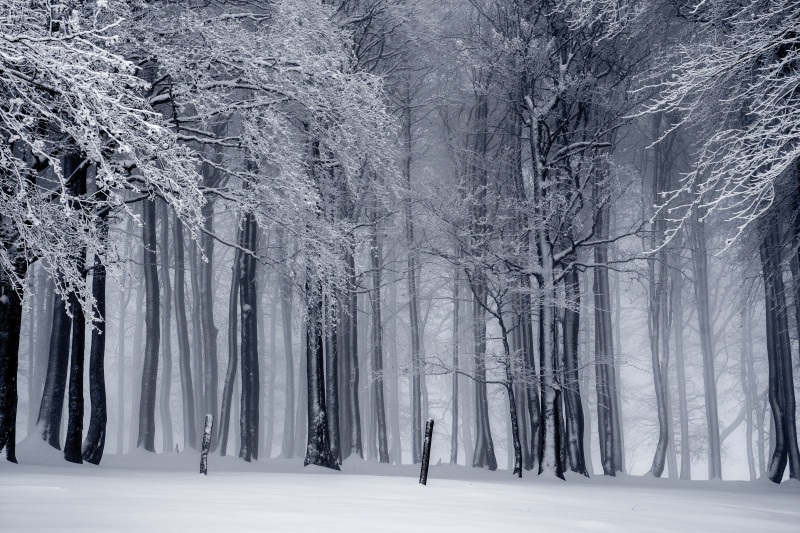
left=419, top=418, right=434, bottom=485
left=200, top=414, right=214, bottom=475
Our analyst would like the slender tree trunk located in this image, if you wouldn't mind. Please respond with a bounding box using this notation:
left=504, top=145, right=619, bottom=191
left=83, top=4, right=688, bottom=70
left=31, top=268, right=52, bottom=436
left=63, top=251, right=86, bottom=465
left=275, top=228, right=295, bottom=458
left=116, top=269, right=131, bottom=455
left=189, top=238, right=204, bottom=447
left=401, top=82, right=424, bottom=464
left=562, top=265, right=587, bottom=476
left=239, top=213, right=260, bottom=462
left=369, top=214, right=389, bottom=464
left=137, top=198, right=160, bottom=452
left=450, top=265, right=460, bottom=465
left=0, top=261, right=26, bottom=462
left=82, top=218, right=108, bottom=464
left=689, top=213, right=722, bottom=479
left=265, top=289, right=276, bottom=459
left=671, top=263, right=691, bottom=479
left=37, top=286, right=71, bottom=448
left=173, top=216, right=196, bottom=450
left=200, top=202, right=219, bottom=450
left=129, top=262, right=144, bottom=452
left=158, top=200, right=173, bottom=453
left=345, top=243, right=362, bottom=458
left=740, top=299, right=757, bottom=481
left=325, top=295, right=341, bottom=464
left=219, top=234, right=241, bottom=456
left=471, top=275, right=497, bottom=470
left=497, top=312, right=522, bottom=477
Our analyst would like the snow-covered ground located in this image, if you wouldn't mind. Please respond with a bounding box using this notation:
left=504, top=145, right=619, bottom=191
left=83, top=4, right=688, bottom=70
left=2, top=439, right=798, bottom=533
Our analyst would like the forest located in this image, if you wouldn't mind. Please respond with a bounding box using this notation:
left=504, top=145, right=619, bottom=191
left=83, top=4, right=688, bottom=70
left=0, top=0, right=798, bottom=496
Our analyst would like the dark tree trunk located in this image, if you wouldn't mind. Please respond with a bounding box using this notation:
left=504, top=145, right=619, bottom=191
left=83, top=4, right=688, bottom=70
left=137, top=198, right=160, bottom=452
left=345, top=242, right=362, bottom=458
left=64, top=250, right=86, bottom=464
left=0, top=263, right=26, bottom=462
left=82, top=218, right=108, bottom=464
left=471, top=276, right=497, bottom=471
left=158, top=200, right=173, bottom=452
left=239, top=213, right=260, bottom=462
left=37, top=286, right=71, bottom=448
left=369, top=214, right=389, bottom=464
left=303, top=278, right=338, bottom=470
left=593, top=207, right=621, bottom=475
left=219, top=234, right=241, bottom=457
left=325, top=296, right=341, bottom=464
left=63, top=156, right=88, bottom=464
left=174, top=216, right=196, bottom=449
left=189, top=238, right=205, bottom=446
left=277, top=228, right=295, bottom=458
left=760, top=219, right=800, bottom=482
left=562, top=265, right=587, bottom=476
left=450, top=265, right=460, bottom=465
left=200, top=203, right=219, bottom=450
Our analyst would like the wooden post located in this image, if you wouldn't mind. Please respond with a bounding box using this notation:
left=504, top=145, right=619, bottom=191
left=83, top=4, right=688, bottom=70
left=200, top=414, right=213, bottom=475
left=419, top=418, right=434, bottom=485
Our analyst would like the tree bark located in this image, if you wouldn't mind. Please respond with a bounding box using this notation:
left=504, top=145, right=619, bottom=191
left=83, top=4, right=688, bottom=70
left=0, top=262, right=26, bottom=462
left=450, top=265, right=460, bottom=465
left=219, top=232, right=241, bottom=457
left=562, top=265, right=588, bottom=476
left=689, top=212, right=722, bottom=479
left=760, top=219, right=800, bottom=482
left=277, top=228, right=295, bottom=459
left=671, top=263, right=691, bottom=479
left=37, top=286, right=71, bottom=449
left=137, top=198, right=160, bottom=452
left=303, top=277, right=338, bottom=470
left=369, top=213, right=389, bottom=464
left=82, top=226, right=108, bottom=464
left=158, top=200, right=173, bottom=453
left=173, top=216, right=196, bottom=450
left=239, top=213, right=260, bottom=462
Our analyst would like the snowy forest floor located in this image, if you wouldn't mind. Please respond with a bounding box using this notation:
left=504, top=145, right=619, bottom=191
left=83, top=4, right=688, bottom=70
left=2, top=440, right=798, bottom=532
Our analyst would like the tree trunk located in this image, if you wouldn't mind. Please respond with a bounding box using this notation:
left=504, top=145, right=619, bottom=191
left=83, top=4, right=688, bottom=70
left=689, top=212, right=722, bottom=479
left=189, top=238, right=205, bottom=447
left=137, top=198, right=160, bottom=452
left=275, top=227, right=295, bottom=458
left=369, top=214, right=389, bottom=464
left=219, top=232, right=241, bottom=457
left=265, top=288, right=276, bottom=458
left=173, top=216, right=196, bottom=450
left=471, top=275, right=497, bottom=471
left=158, top=200, right=173, bottom=453
left=562, top=265, right=588, bottom=476
left=450, top=265, right=460, bottom=465
left=303, top=277, right=338, bottom=470
left=37, top=286, right=71, bottom=448
left=239, top=213, right=260, bottom=462
left=116, top=263, right=132, bottom=455
left=326, top=296, right=341, bottom=465
left=200, top=203, right=219, bottom=451
left=760, top=219, right=800, bottom=482
left=345, top=242, right=362, bottom=458
left=402, top=83, right=424, bottom=464
left=0, top=262, right=26, bottom=462
left=82, top=223, right=108, bottom=464
left=671, top=263, right=691, bottom=479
